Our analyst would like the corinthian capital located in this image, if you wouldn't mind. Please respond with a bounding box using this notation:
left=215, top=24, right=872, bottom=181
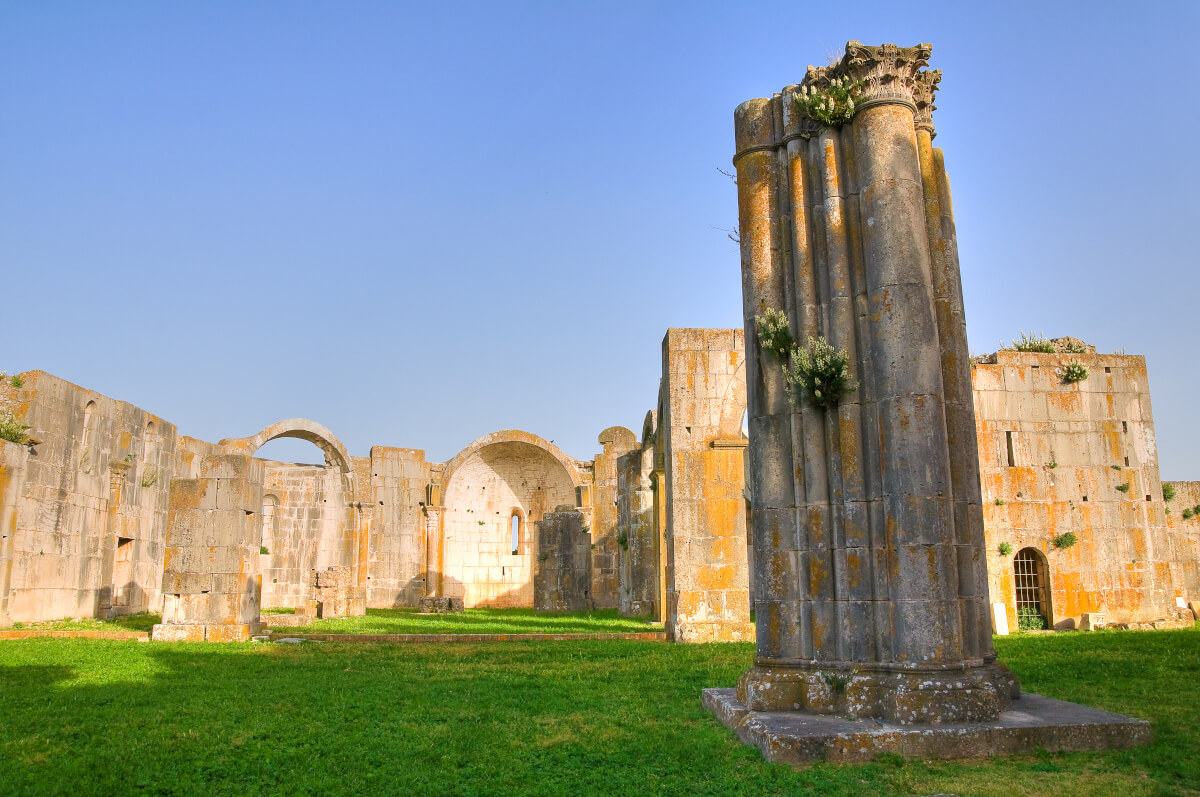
left=912, top=68, right=942, bottom=134
left=801, top=41, right=936, bottom=123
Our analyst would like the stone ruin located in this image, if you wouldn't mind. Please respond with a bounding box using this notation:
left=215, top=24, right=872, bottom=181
left=701, top=41, right=1153, bottom=762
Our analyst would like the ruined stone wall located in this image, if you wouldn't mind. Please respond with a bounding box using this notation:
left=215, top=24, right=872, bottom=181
left=591, top=427, right=637, bottom=609
left=259, top=462, right=352, bottom=608
left=1163, top=480, right=1200, bottom=607
left=0, top=440, right=29, bottom=626
left=534, top=507, right=592, bottom=612
left=975, top=351, right=1179, bottom=627
left=367, top=447, right=429, bottom=607
left=660, top=328, right=753, bottom=642
left=441, top=440, right=577, bottom=607
left=0, top=371, right=175, bottom=621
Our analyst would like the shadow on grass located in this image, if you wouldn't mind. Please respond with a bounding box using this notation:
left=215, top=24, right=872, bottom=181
left=0, top=625, right=1196, bottom=796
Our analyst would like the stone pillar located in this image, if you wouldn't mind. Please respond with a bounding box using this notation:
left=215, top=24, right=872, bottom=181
left=423, top=485, right=444, bottom=597
left=96, top=460, right=130, bottom=617
left=733, top=42, right=1015, bottom=724
left=152, top=454, right=264, bottom=642
left=617, top=444, right=658, bottom=617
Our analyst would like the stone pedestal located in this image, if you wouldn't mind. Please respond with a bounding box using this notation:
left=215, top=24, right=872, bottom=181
left=709, top=41, right=1151, bottom=759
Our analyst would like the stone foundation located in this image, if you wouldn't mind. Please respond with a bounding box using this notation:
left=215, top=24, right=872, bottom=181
left=704, top=689, right=1151, bottom=764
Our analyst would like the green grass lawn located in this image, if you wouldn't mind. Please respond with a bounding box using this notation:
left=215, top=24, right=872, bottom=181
left=1, top=613, right=161, bottom=633
left=270, top=607, right=665, bottom=635
left=0, top=625, right=1196, bottom=796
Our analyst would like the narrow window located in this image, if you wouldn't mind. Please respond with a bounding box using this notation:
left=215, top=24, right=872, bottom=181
left=1005, top=431, right=1016, bottom=467
left=511, top=513, right=520, bottom=555
left=1105, top=367, right=1112, bottom=374
left=1122, top=421, right=1128, bottom=433
left=1124, top=456, right=1129, bottom=466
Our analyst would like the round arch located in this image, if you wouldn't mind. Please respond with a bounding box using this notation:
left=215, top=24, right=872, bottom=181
left=440, top=429, right=583, bottom=493
left=219, top=418, right=353, bottom=475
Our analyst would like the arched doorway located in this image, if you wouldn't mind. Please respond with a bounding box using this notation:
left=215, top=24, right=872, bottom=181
left=1014, top=547, right=1051, bottom=630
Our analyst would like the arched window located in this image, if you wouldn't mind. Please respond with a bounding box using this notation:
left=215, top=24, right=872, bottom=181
left=1014, top=548, right=1050, bottom=630
left=82, top=400, right=97, bottom=448
left=510, top=509, right=525, bottom=555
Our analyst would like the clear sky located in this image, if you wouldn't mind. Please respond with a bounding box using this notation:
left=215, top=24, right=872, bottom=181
left=4, top=1, right=1198, bottom=476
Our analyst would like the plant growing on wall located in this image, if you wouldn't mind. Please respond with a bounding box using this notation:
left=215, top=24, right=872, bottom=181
left=1062, top=362, right=1088, bottom=383
left=617, top=533, right=629, bottom=550
left=784, top=336, right=857, bottom=410
left=756, top=310, right=857, bottom=410
left=794, top=78, right=861, bottom=126
left=994, top=498, right=1005, bottom=506
left=1163, top=483, right=1176, bottom=502
left=754, top=308, right=793, bottom=358
left=1116, top=482, right=1131, bottom=493
left=1184, top=508, right=1195, bottom=520
left=998, top=542, right=1013, bottom=556
left=1017, top=606, right=1047, bottom=631
left=1004, top=331, right=1055, bottom=353
left=141, top=467, right=159, bottom=488
left=0, top=411, right=29, bottom=444
left=9, top=375, right=24, bottom=388
left=1053, top=532, right=1077, bottom=549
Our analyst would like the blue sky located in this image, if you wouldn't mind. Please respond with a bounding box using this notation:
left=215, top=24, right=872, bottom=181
left=4, top=1, right=1198, bottom=476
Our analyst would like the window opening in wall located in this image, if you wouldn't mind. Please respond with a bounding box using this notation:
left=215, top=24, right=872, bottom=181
left=1124, top=456, right=1129, bottom=466
left=1105, top=367, right=1112, bottom=374
left=1082, top=495, right=1088, bottom=502
left=1005, top=431, right=1016, bottom=467
left=511, top=513, right=521, bottom=556
left=1014, top=547, right=1050, bottom=630
left=1122, top=421, right=1128, bottom=433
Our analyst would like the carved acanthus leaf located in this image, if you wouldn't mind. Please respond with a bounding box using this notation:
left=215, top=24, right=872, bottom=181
left=800, top=41, right=938, bottom=123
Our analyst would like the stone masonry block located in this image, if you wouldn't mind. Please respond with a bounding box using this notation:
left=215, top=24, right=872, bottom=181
left=151, top=623, right=206, bottom=642
left=168, top=479, right=217, bottom=511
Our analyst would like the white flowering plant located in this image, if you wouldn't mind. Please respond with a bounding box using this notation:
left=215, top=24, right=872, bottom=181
left=784, top=335, right=857, bottom=410
left=795, top=77, right=861, bottom=126
left=754, top=307, right=794, bottom=358
left=1062, top=362, right=1088, bottom=383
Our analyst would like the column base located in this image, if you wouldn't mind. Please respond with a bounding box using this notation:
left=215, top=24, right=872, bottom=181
left=704, top=688, right=1151, bottom=764
left=737, top=661, right=1019, bottom=724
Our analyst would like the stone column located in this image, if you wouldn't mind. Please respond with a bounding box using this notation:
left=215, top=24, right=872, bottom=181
left=733, top=42, right=1015, bottom=724
left=423, top=486, right=444, bottom=597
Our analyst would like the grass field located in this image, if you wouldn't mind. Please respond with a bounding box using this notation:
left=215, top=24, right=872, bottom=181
left=265, top=607, right=665, bottom=635
left=0, top=622, right=1197, bottom=796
